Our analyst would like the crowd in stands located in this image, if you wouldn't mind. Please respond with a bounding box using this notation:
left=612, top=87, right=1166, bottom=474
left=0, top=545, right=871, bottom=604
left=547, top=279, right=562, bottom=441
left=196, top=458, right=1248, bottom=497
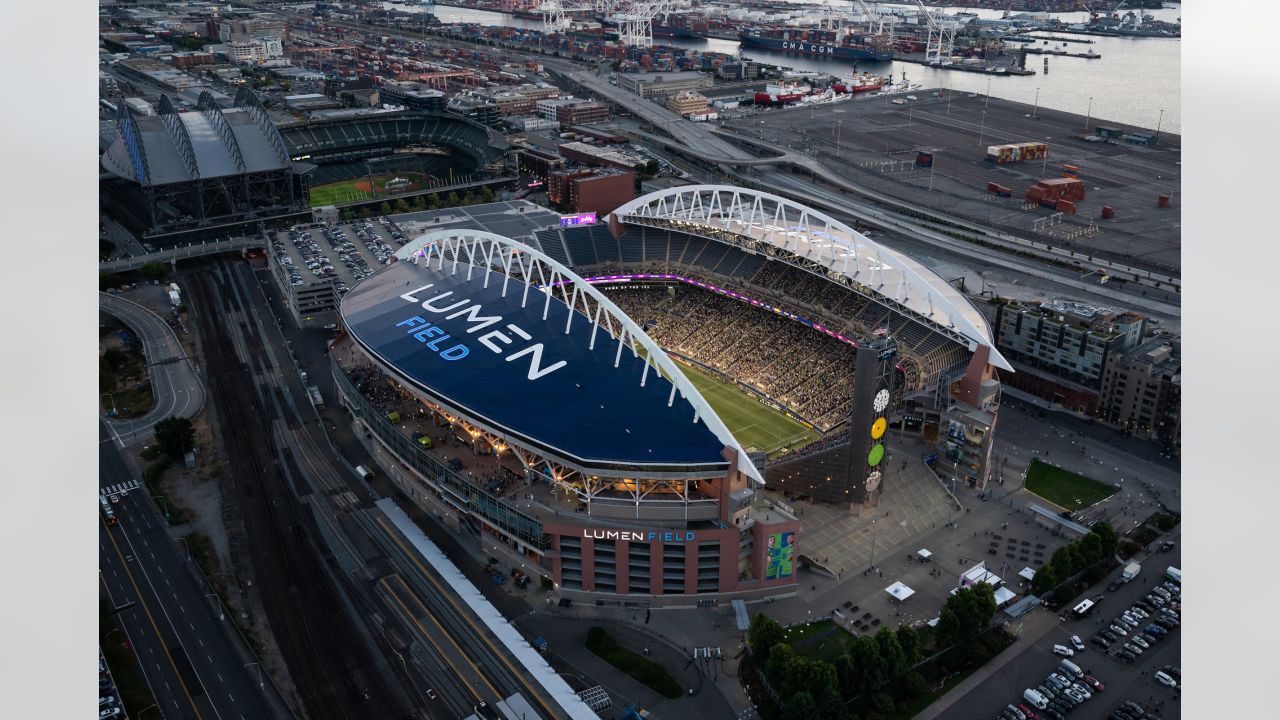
left=606, top=286, right=860, bottom=431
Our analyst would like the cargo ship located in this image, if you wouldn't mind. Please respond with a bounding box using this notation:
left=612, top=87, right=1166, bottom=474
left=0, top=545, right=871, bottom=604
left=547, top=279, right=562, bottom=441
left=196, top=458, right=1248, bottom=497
left=832, top=72, right=887, bottom=94
left=738, top=26, right=894, bottom=62
left=754, top=81, right=811, bottom=105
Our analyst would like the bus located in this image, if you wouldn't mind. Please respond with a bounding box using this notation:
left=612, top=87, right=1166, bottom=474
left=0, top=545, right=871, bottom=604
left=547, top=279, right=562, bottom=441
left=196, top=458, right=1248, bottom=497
left=100, top=496, right=118, bottom=526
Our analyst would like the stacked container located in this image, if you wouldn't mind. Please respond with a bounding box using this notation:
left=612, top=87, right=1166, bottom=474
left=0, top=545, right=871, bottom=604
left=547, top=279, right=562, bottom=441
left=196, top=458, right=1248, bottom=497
left=1101, top=205, right=1115, bottom=219
left=986, top=181, right=1013, bottom=197
left=916, top=151, right=934, bottom=168
left=1025, top=177, right=1086, bottom=208
left=985, top=142, right=1049, bottom=163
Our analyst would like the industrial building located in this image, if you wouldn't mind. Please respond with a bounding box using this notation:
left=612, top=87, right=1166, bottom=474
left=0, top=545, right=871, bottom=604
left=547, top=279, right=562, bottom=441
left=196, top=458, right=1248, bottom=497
left=547, top=168, right=636, bottom=216
left=616, top=71, right=713, bottom=99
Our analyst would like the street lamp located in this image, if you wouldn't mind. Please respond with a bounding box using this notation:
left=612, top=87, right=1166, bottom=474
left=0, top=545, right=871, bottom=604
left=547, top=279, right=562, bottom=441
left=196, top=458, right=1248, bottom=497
left=867, top=518, right=879, bottom=573
left=978, top=110, right=986, bottom=147
left=1155, top=108, right=1164, bottom=142
left=986, top=77, right=992, bottom=107
left=836, top=120, right=843, bottom=159
left=245, top=662, right=264, bottom=690
left=1032, top=87, right=1040, bottom=119
left=153, top=495, right=170, bottom=522
left=1084, top=96, right=1093, bottom=130
left=205, top=592, right=225, bottom=621
left=177, top=536, right=192, bottom=563
left=101, top=393, right=118, bottom=416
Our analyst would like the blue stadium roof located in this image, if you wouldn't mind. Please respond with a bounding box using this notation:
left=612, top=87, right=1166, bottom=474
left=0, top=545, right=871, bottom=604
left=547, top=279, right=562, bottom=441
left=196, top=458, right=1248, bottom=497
left=341, top=260, right=732, bottom=476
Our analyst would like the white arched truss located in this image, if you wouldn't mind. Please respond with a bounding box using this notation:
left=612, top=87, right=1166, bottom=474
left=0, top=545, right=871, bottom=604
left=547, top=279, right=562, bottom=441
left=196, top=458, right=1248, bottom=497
left=394, top=229, right=765, bottom=484
left=611, top=185, right=1012, bottom=371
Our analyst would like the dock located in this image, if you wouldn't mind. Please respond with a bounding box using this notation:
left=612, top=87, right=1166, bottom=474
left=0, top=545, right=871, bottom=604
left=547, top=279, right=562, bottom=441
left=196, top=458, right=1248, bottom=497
left=1020, top=47, right=1101, bottom=59
left=894, top=55, right=1036, bottom=76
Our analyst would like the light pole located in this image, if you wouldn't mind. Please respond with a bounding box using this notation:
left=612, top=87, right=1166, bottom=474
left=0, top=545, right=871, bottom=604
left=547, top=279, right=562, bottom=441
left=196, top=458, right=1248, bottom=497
left=205, top=592, right=225, bottom=621
left=836, top=119, right=843, bottom=159
left=153, top=495, right=170, bottom=523
left=1155, top=108, right=1164, bottom=142
left=101, top=392, right=118, bottom=416
left=868, top=518, right=879, bottom=573
left=986, top=77, right=992, bottom=107
left=245, top=662, right=264, bottom=690
left=177, top=536, right=192, bottom=563
left=1032, top=86, right=1040, bottom=119
left=1084, top=96, right=1093, bottom=130
left=978, top=110, right=986, bottom=147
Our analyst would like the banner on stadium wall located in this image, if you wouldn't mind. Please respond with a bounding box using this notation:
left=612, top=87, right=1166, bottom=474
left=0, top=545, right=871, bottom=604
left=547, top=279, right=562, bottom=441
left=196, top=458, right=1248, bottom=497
left=766, top=531, right=795, bottom=580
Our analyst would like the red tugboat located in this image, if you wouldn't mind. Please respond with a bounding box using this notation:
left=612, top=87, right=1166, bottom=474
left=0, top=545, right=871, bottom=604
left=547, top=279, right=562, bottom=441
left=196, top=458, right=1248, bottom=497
left=754, top=81, right=811, bottom=105
left=833, top=72, right=887, bottom=94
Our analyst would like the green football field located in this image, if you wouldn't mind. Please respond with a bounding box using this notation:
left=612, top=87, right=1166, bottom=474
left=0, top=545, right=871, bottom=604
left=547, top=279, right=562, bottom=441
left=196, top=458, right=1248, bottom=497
left=676, top=362, right=821, bottom=455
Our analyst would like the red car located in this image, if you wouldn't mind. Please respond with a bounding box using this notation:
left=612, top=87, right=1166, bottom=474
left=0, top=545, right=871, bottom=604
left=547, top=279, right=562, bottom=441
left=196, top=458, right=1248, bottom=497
left=1082, top=675, right=1105, bottom=692
left=1018, top=705, right=1039, bottom=720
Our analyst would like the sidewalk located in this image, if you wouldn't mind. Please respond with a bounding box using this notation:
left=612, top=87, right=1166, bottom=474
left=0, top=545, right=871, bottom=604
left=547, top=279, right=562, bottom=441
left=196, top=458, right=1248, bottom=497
left=914, top=609, right=1061, bottom=720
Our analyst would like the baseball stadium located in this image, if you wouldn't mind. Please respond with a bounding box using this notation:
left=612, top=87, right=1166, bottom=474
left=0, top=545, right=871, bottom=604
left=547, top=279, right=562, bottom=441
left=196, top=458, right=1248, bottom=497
left=330, top=186, right=1006, bottom=605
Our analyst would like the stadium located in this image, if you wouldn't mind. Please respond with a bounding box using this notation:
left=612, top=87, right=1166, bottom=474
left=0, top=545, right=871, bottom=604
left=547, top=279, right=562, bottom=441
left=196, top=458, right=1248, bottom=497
left=100, top=97, right=509, bottom=242
left=331, top=186, right=1006, bottom=605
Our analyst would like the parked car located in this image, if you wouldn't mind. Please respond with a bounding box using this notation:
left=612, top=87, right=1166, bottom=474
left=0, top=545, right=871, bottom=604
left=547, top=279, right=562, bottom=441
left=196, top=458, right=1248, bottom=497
left=1131, top=635, right=1150, bottom=649
left=1070, top=635, right=1085, bottom=651
left=1092, top=636, right=1112, bottom=649
left=1154, top=671, right=1177, bottom=688
left=1082, top=674, right=1105, bottom=692
left=1116, top=649, right=1137, bottom=663
left=1070, top=682, right=1092, bottom=700
left=1109, top=624, right=1129, bottom=636
left=1052, top=644, right=1074, bottom=657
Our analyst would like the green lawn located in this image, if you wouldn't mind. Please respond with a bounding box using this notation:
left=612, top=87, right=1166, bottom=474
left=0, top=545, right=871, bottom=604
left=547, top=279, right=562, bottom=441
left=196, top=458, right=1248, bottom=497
left=309, top=179, right=375, bottom=207
left=676, top=361, right=821, bottom=455
left=1024, top=458, right=1117, bottom=511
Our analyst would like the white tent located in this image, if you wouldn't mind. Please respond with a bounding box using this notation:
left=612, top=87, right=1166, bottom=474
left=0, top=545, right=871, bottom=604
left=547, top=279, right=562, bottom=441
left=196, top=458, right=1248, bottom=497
left=885, top=581, right=915, bottom=602
left=1019, top=567, right=1036, bottom=582
left=993, top=586, right=1018, bottom=606
left=917, top=548, right=933, bottom=561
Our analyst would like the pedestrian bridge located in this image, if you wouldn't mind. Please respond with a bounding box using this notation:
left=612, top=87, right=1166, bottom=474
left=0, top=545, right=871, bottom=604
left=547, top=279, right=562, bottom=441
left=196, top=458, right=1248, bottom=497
left=100, top=236, right=264, bottom=273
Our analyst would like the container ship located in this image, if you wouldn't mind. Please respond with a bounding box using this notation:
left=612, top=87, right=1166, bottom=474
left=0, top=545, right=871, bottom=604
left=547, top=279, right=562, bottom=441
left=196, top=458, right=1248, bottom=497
left=738, top=26, right=894, bottom=62
left=832, top=72, right=887, bottom=94
left=754, top=81, right=811, bottom=105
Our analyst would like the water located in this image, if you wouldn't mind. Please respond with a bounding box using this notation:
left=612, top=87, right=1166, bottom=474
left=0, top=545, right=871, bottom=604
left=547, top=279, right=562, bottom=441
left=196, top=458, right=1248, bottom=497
left=385, top=2, right=1180, bottom=133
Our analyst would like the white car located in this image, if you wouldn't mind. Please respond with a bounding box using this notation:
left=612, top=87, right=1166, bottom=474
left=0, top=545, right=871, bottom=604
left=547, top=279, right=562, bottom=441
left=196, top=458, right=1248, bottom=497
left=1070, top=683, right=1092, bottom=700
left=1070, top=635, right=1086, bottom=651
left=1131, top=635, right=1151, bottom=649
left=1062, top=687, right=1086, bottom=704
left=1052, top=644, right=1074, bottom=657
left=1154, top=670, right=1178, bottom=688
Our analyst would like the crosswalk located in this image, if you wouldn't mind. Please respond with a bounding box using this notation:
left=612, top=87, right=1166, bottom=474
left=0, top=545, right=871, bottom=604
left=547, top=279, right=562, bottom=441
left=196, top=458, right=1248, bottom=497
left=100, top=479, right=141, bottom=498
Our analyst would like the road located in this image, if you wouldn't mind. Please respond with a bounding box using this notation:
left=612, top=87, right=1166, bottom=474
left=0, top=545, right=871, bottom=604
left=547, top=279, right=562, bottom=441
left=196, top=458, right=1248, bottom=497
left=99, top=421, right=283, bottom=720
left=100, top=292, right=205, bottom=447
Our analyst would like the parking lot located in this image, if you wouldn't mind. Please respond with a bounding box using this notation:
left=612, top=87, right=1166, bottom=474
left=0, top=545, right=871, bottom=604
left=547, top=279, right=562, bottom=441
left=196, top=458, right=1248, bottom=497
left=271, top=217, right=407, bottom=295
left=947, top=540, right=1180, bottom=720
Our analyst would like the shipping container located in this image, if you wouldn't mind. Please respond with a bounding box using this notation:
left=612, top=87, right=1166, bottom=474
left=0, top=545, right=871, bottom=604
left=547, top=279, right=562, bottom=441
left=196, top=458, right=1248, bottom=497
left=916, top=151, right=934, bottom=168
left=1056, top=199, right=1076, bottom=214
left=1157, top=195, right=1171, bottom=208
left=1096, top=126, right=1124, bottom=138
left=1062, top=164, right=1079, bottom=178
left=985, top=142, right=1047, bottom=163
left=1101, top=205, right=1115, bottom=219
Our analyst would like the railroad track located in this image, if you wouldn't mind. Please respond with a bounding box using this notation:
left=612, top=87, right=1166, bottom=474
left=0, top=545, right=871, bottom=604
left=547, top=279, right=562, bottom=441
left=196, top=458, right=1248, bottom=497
left=187, top=265, right=405, bottom=720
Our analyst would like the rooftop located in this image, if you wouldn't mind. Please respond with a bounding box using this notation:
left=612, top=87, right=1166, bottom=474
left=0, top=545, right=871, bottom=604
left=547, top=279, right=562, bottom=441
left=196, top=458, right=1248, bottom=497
left=340, top=260, right=732, bottom=476
left=390, top=201, right=562, bottom=252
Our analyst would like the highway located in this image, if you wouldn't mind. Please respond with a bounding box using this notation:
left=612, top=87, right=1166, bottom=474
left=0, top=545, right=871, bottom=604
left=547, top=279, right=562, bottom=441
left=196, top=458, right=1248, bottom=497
left=99, top=421, right=283, bottom=720
left=100, top=292, right=205, bottom=447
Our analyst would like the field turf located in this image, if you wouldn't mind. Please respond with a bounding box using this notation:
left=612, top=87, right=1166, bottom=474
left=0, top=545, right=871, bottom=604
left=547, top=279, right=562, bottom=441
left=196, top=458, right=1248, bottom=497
left=1023, top=457, right=1117, bottom=511
left=309, top=179, right=375, bottom=207
left=676, top=362, right=820, bottom=455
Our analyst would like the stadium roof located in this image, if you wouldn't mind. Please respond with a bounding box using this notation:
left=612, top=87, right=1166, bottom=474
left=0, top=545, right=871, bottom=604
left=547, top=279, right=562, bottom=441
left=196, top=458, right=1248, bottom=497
left=612, top=186, right=1012, bottom=371
left=101, top=89, right=292, bottom=186
left=343, top=232, right=763, bottom=481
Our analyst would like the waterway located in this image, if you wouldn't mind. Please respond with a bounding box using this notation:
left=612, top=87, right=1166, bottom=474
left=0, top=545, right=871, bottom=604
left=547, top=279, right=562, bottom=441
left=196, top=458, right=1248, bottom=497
left=386, top=2, right=1180, bottom=133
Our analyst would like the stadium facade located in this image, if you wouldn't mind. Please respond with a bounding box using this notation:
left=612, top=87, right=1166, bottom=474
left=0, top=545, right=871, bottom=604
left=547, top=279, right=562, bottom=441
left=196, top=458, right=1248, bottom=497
left=101, top=89, right=313, bottom=243
left=330, top=186, right=1005, bottom=603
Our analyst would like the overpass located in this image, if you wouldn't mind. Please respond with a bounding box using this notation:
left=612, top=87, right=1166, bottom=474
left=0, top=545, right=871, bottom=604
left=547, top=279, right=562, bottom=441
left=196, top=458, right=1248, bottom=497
left=100, top=236, right=264, bottom=273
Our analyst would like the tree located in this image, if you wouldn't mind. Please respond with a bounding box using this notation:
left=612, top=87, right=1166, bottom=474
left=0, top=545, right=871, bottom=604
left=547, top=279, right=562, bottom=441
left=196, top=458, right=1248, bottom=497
left=446, top=191, right=461, bottom=207
left=100, top=271, right=124, bottom=290
left=1032, top=563, right=1058, bottom=595
left=815, top=685, right=847, bottom=720
left=153, top=416, right=195, bottom=460
left=393, top=198, right=411, bottom=213
left=645, top=159, right=661, bottom=176
left=747, top=614, right=785, bottom=666
left=1091, top=521, right=1119, bottom=557
left=140, top=261, right=168, bottom=281
left=970, top=582, right=998, bottom=629
left=380, top=201, right=393, bottom=216
left=870, top=691, right=895, bottom=715
left=426, top=194, right=441, bottom=210
left=103, top=346, right=128, bottom=372
left=900, top=670, right=928, bottom=700
left=1079, top=532, right=1103, bottom=566
left=876, top=627, right=907, bottom=679
left=848, top=635, right=887, bottom=695
left=783, top=690, right=817, bottom=720
left=935, top=607, right=963, bottom=649
left=834, top=654, right=858, bottom=700
left=765, top=643, right=796, bottom=686
left=478, top=186, right=494, bottom=203
left=341, top=209, right=354, bottom=221
left=896, top=624, right=922, bottom=665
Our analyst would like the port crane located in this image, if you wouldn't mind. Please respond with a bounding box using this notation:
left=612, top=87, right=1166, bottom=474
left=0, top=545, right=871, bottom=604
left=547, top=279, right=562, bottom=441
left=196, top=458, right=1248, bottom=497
left=605, top=0, right=674, bottom=48
left=913, top=0, right=956, bottom=65
left=853, top=0, right=896, bottom=41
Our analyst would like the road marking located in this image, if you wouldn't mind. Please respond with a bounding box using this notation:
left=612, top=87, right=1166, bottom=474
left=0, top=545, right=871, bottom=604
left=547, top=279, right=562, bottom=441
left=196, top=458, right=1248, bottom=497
left=101, top=513, right=205, bottom=719
left=217, top=673, right=224, bottom=682
left=198, top=639, right=204, bottom=647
